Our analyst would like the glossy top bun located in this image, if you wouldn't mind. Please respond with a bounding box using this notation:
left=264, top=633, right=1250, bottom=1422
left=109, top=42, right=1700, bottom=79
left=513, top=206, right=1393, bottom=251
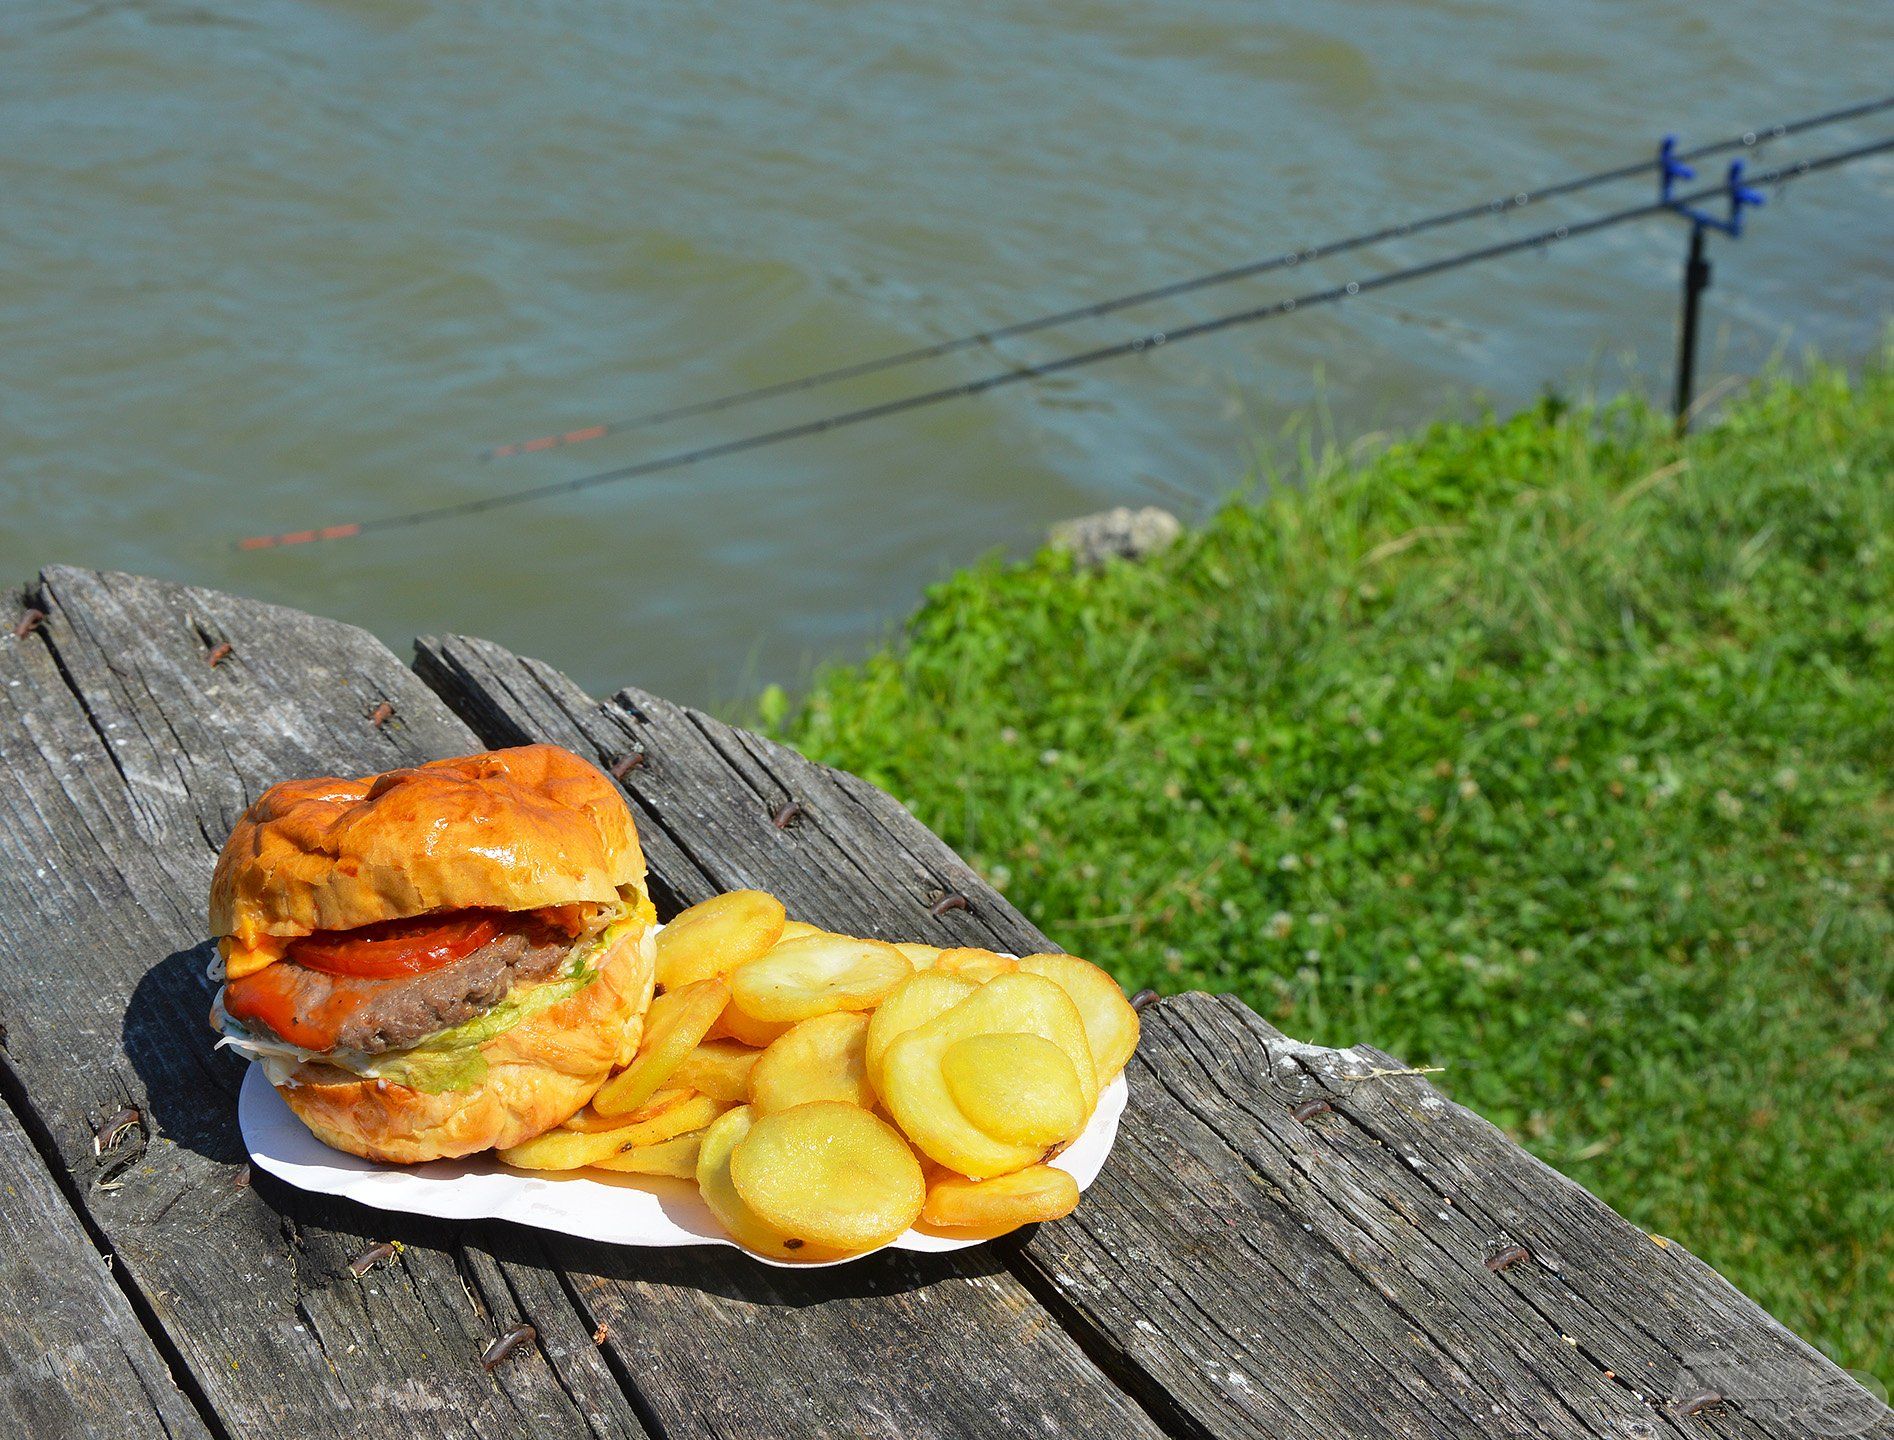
left=210, top=745, right=646, bottom=944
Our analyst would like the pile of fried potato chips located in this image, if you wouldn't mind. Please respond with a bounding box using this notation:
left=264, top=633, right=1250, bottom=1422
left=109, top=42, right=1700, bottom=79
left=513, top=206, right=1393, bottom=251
left=496, top=890, right=1140, bottom=1261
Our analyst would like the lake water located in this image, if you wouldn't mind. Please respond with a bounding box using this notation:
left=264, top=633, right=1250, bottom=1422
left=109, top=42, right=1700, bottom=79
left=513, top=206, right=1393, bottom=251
left=5, top=1, right=1890, bottom=704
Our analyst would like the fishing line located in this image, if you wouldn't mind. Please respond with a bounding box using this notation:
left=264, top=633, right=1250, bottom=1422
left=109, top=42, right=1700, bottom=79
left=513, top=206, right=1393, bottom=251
left=477, top=93, right=1894, bottom=460
left=239, top=133, right=1894, bottom=549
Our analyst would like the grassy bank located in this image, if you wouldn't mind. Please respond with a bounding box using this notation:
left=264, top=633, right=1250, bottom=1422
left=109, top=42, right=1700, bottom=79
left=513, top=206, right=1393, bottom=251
left=775, top=359, right=1894, bottom=1373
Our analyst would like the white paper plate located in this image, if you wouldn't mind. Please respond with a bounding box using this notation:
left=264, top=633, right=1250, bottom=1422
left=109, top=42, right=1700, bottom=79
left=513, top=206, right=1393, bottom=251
left=240, top=1063, right=1127, bottom=1268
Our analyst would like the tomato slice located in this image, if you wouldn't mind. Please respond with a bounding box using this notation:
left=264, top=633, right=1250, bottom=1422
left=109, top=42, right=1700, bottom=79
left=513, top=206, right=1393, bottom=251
left=287, top=911, right=502, bottom=979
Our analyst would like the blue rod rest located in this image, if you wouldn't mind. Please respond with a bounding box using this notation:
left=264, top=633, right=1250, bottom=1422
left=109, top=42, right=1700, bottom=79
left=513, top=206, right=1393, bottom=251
left=1658, top=135, right=1766, bottom=236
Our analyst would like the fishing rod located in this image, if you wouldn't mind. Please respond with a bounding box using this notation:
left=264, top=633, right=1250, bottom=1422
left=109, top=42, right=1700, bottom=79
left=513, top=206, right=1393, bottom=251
left=236, top=133, right=1894, bottom=550
left=476, top=92, right=1894, bottom=461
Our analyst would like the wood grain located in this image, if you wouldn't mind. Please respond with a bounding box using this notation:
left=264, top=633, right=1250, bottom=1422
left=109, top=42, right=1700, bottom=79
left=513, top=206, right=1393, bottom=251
left=413, top=633, right=1052, bottom=954
left=417, top=629, right=1893, bottom=1440
left=0, top=1089, right=213, bottom=1440
left=0, top=568, right=651, bottom=1440
left=1012, top=993, right=1893, bottom=1440
left=413, top=632, right=1174, bottom=1440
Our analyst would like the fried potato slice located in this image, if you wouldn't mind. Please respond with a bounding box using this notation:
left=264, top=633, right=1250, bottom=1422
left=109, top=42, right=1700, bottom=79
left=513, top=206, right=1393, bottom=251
left=594, top=977, right=730, bottom=1116
left=921, top=1165, right=1080, bottom=1231
left=613, top=1092, right=726, bottom=1146
left=749, top=1012, right=874, bottom=1113
left=1018, top=952, right=1141, bottom=1081
left=864, top=971, right=977, bottom=1094
left=713, top=1000, right=794, bottom=1048
left=729, top=933, right=910, bottom=1024
left=933, top=948, right=1022, bottom=984
left=590, top=1130, right=705, bottom=1179
left=778, top=920, right=826, bottom=942
left=695, top=1106, right=844, bottom=1261
left=672, top=1039, right=761, bottom=1103
left=941, top=1033, right=1088, bottom=1149
left=656, top=890, right=786, bottom=991
left=515, top=1094, right=726, bottom=1165
left=561, top=1087, right=692, bottom=1133
left=894, top=942, right=942, bottom=969
left=498, top=1127, right=637, bottom=1171
left=729, top=1102, right=924, bottom=1254
left=879, top=973, right=1098, bottom=1178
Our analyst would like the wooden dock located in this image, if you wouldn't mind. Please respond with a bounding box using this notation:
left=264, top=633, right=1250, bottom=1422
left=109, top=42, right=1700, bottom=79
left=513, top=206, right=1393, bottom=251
left=1, top=565, right=1885, bottom=1440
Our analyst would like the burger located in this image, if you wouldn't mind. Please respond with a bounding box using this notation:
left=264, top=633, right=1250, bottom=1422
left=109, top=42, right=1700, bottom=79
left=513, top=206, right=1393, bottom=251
left=207, top=744, right=658, bottom=1164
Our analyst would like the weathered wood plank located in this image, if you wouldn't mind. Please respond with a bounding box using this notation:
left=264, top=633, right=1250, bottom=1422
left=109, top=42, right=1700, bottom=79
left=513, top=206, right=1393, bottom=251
left=413, top=634, right=1052, bottom=954
left=1013, top=993, right=1893, bottom=1440
left=413, top=633, right=1175, bottom=1440
left=0, top=568, right=651, bottom=1440
left=416, top=631, right=1894, bottom=1440
left=0, top=1088, right=214, bottom=1440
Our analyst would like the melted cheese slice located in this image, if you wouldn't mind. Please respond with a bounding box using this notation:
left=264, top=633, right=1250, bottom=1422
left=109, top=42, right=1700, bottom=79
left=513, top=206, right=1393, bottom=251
left=219, top=934, right=288, bottom=979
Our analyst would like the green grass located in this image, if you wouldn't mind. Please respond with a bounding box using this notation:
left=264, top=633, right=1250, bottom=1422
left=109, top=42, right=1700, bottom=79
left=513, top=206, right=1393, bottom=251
left=772, top=358, right=1894, bottom=1374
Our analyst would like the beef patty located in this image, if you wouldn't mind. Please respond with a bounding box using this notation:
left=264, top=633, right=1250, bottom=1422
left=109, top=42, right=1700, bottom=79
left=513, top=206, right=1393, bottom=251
left=238, top=926, right=576, bottom=1054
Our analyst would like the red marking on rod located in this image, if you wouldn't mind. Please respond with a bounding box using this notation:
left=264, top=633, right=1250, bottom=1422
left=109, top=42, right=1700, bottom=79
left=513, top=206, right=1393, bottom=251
left=489, top=444, right=519, bottom=459
left=239, top=522, right=362, bottom=551
left=563, top=425, right=607, bottom=444
left=522, top=436, right=558, bottom=453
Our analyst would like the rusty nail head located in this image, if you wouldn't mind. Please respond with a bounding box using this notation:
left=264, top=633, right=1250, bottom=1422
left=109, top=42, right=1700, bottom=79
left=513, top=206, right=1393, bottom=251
left=1130, top=988, right=1160, bottom=1013
left=1485, top=1244, right=1531, bottom=1273
left=93, top=1107, right=141, bottom=1157
left=482, top=1324, right=537, bottom=1370
left=368, top=701, right=394, bottom=727
left=771, top=800, right=802, bottom=829
left=206, top=642, right=233, bottom=667
left=929, top=893, right=969, bottom=917
left=348, top=1241, right=396, bottom=1278
left=610, top=752, right=645, bottom=779
left=13, top=608, right=46, bottom=639
left=1291, top=1099, right=1331, bottom=1122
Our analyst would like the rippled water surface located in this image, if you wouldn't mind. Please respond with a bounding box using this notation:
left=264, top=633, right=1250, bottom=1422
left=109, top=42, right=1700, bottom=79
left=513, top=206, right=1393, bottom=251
left=5, top=1, right=1891, bottom=702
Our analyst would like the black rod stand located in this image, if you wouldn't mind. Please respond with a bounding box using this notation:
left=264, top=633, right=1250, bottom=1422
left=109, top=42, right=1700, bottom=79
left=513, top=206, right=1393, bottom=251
left=1672, top=222, right=1712, bottom=432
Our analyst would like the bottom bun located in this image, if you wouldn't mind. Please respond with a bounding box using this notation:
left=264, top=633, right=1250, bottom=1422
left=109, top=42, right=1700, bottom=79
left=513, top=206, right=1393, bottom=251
left=278, top=920, right=657, bottom=1164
